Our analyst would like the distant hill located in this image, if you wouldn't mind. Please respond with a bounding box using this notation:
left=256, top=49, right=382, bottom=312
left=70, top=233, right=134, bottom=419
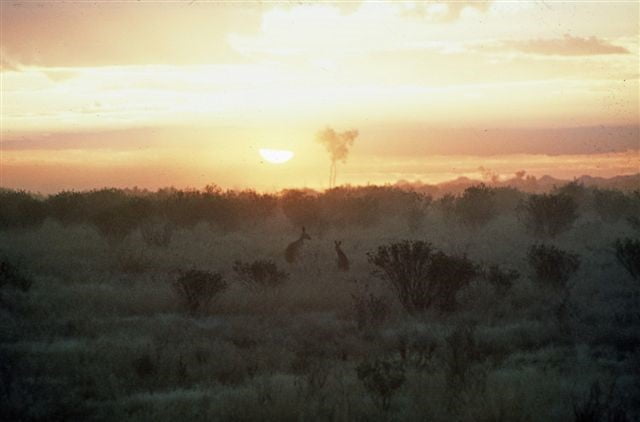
left=394, top=173, right=640, bottom=197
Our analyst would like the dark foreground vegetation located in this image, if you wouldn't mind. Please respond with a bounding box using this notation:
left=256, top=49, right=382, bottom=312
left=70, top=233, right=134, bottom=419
left=1, top=182, right=639, bottom=421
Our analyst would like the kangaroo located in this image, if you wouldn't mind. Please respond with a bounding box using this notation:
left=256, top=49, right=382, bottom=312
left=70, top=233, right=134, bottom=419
left=335, top=240, right=350, bottom=271
left=285, top=227, right=311, bottom=264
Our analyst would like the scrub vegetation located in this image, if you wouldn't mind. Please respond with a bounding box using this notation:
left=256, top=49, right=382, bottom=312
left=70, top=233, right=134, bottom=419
left=1, top=182, right=639, bottom=421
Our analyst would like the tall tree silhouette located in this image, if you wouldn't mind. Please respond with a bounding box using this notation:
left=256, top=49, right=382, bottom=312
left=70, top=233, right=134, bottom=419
left=316, top=127, right=358, bottom=188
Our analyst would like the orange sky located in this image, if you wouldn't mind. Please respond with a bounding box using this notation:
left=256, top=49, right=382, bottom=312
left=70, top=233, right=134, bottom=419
left=1, top=1, right=638, bottom=192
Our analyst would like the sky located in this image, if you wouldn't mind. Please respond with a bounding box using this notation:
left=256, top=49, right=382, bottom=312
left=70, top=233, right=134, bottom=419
left=1, top=0, right=638, bottom=193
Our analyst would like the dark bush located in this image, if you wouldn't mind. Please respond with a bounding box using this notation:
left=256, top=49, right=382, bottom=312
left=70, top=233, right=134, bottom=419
left=351, top=285, right=390, bottom=330
left=614, top=238, right=640, bottom=281
left=368, top=241, right=479, bottom=314
left=280, top=190, right=326, bottom=232
left=232, top=259, right=288, bottom=290
left=0, top=190, right=46, bottom=229
left=527, top=244, right=580, bottom=289
left=553, top=181, right=587, bottom=209
left=520, top=192, right=578, bottom=238
left=483, top=264, right=520, bottom=296
left=444, top=324, right=482, bottom=393
left=356, top=358, right=405, bottom=411
left=172, top=269, right=227, bottom=314
left=406, top=193, right=432, bottom=232
left=436, top=193, right=456, bottom=222
left=592, top=189, right=634, bottom=222
left=628, top=216, right=640, bottom=233
left=454, top=184, right=496, bottom=228
left=0, top=260, right=32, bottom=292
left=572, top=381, right=628, bottom=422
left=91, top=196, right=151, bottom=242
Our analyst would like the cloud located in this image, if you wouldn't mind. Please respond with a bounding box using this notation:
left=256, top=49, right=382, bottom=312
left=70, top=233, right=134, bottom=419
left=402, top=1, right=492, bottom=22
left=503, top=34, right=629, bottom=56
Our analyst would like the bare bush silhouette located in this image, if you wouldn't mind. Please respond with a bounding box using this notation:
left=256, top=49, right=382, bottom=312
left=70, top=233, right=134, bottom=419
left=368, top=240, right=479, bottom=314
left=572, top=381, right=629, bottom=422
left=172, top=269, right=227, bottom=314
left=454, top=184, right=496, bottom=228
left=519, top=192, right=578, bottom=238
left=593, top=189, right=634, bottom=222
left=444, top=324, right=484, bottom=397
left=356, top=358, right=405, bottom=412
left=614, top=238, right=640, bottom=281
left=0, top=190, right=46, bottom=229
left=232, top=259, right=289, bottom=290
left=351, top=282, right=389, bottom=330
left=527, top=244, right=580, bottom=289
left=315, top=127, right=358, bottom=188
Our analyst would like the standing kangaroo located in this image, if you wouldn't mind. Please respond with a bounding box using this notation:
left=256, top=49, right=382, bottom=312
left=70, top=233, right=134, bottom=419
left=285, top=227, right=311, bottom=264
left=335, top=240, right=350, bottom=271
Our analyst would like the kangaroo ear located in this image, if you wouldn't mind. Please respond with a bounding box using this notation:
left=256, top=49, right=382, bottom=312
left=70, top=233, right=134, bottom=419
left=302, top=226, right=306, bottom=233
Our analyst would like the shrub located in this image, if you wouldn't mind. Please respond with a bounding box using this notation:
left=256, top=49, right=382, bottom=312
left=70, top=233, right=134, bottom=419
left=592, top=189, right=634, bottom=222
left=527, top=244, right=580, bottom=289
left=351, top=283, right=390, bottom=330
left=92, top=197, right=150, bottom=242
left=572, top=381, right=628, bottom=422
left=0, top=190, right=46, bottom=229
left=437, top=193, right=457, bottom=223
left=232, top=259, right=289, bottom=290
left=614, top=238, right=640, bottom=281
left=444, top=324, right=482, bottom=393
left=0, top=260, right=32, bottom=292
left=406, top=194, right=432, bottom=232
left=627, top=216, right=640, bottom=233
left=519, top=193, right=578, bottom=238
left=172, top=269, right=227, bottom=314
left=367, top=240, right=479, bottom=314
left=454, top=184, right=496, bottom=228
left=483, top=264, right=520, bottom=296
left=356, top=358, right=405, bottom=411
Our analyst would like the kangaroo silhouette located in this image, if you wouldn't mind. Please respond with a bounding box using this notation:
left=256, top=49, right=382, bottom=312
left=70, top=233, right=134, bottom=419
left=334, top=240, right=350, bottom=271
left=285, top=227, right=311, bottom=264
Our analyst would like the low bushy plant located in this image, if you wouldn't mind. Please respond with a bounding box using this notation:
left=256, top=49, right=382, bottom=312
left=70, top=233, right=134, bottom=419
left=172, top=269, right=227, bottom=314
left=356, top=358, right=406, bottom=411
left=527, top=244, right=580, bottom=289
left=454, top=184, right=496, bottom=228
left=445, top=324, right=482, bottom=393
left=572, top=381, right=628, bottom=422
left=614, top=238, right=640, bottom=281
left=368, top=241, right=478, bottom=313
left=232, top=259, right=289, bottom=290
left=519, top=193, right=578, bottom=238
left=351, top=283, right=389, bottom=330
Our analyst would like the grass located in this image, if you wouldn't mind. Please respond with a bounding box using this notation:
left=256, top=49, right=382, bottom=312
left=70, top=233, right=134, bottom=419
left=1, top=185, right=639, bottom=421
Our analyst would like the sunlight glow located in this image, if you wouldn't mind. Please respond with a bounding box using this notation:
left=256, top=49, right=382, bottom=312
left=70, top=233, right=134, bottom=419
left=259, top=148, right=294, bottom=164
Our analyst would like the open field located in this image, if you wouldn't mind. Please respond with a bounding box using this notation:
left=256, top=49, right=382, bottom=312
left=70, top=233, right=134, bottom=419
left=1, top=182, right=639, bottom=421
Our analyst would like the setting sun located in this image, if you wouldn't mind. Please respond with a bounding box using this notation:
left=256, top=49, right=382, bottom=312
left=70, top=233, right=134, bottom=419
left=259, top=148, right=294, bottom=164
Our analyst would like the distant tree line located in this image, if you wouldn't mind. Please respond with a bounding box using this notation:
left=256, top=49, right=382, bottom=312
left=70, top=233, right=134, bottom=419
left=1, top=183, right=639, bottom=242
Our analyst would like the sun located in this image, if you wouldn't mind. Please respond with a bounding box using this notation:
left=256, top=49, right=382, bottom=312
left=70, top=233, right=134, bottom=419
left=259, top=148, right=294, bottom=164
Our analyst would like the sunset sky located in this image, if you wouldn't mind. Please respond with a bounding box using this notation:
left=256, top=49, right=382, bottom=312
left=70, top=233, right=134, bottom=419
left=1, top=0, right=638, bottom=193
